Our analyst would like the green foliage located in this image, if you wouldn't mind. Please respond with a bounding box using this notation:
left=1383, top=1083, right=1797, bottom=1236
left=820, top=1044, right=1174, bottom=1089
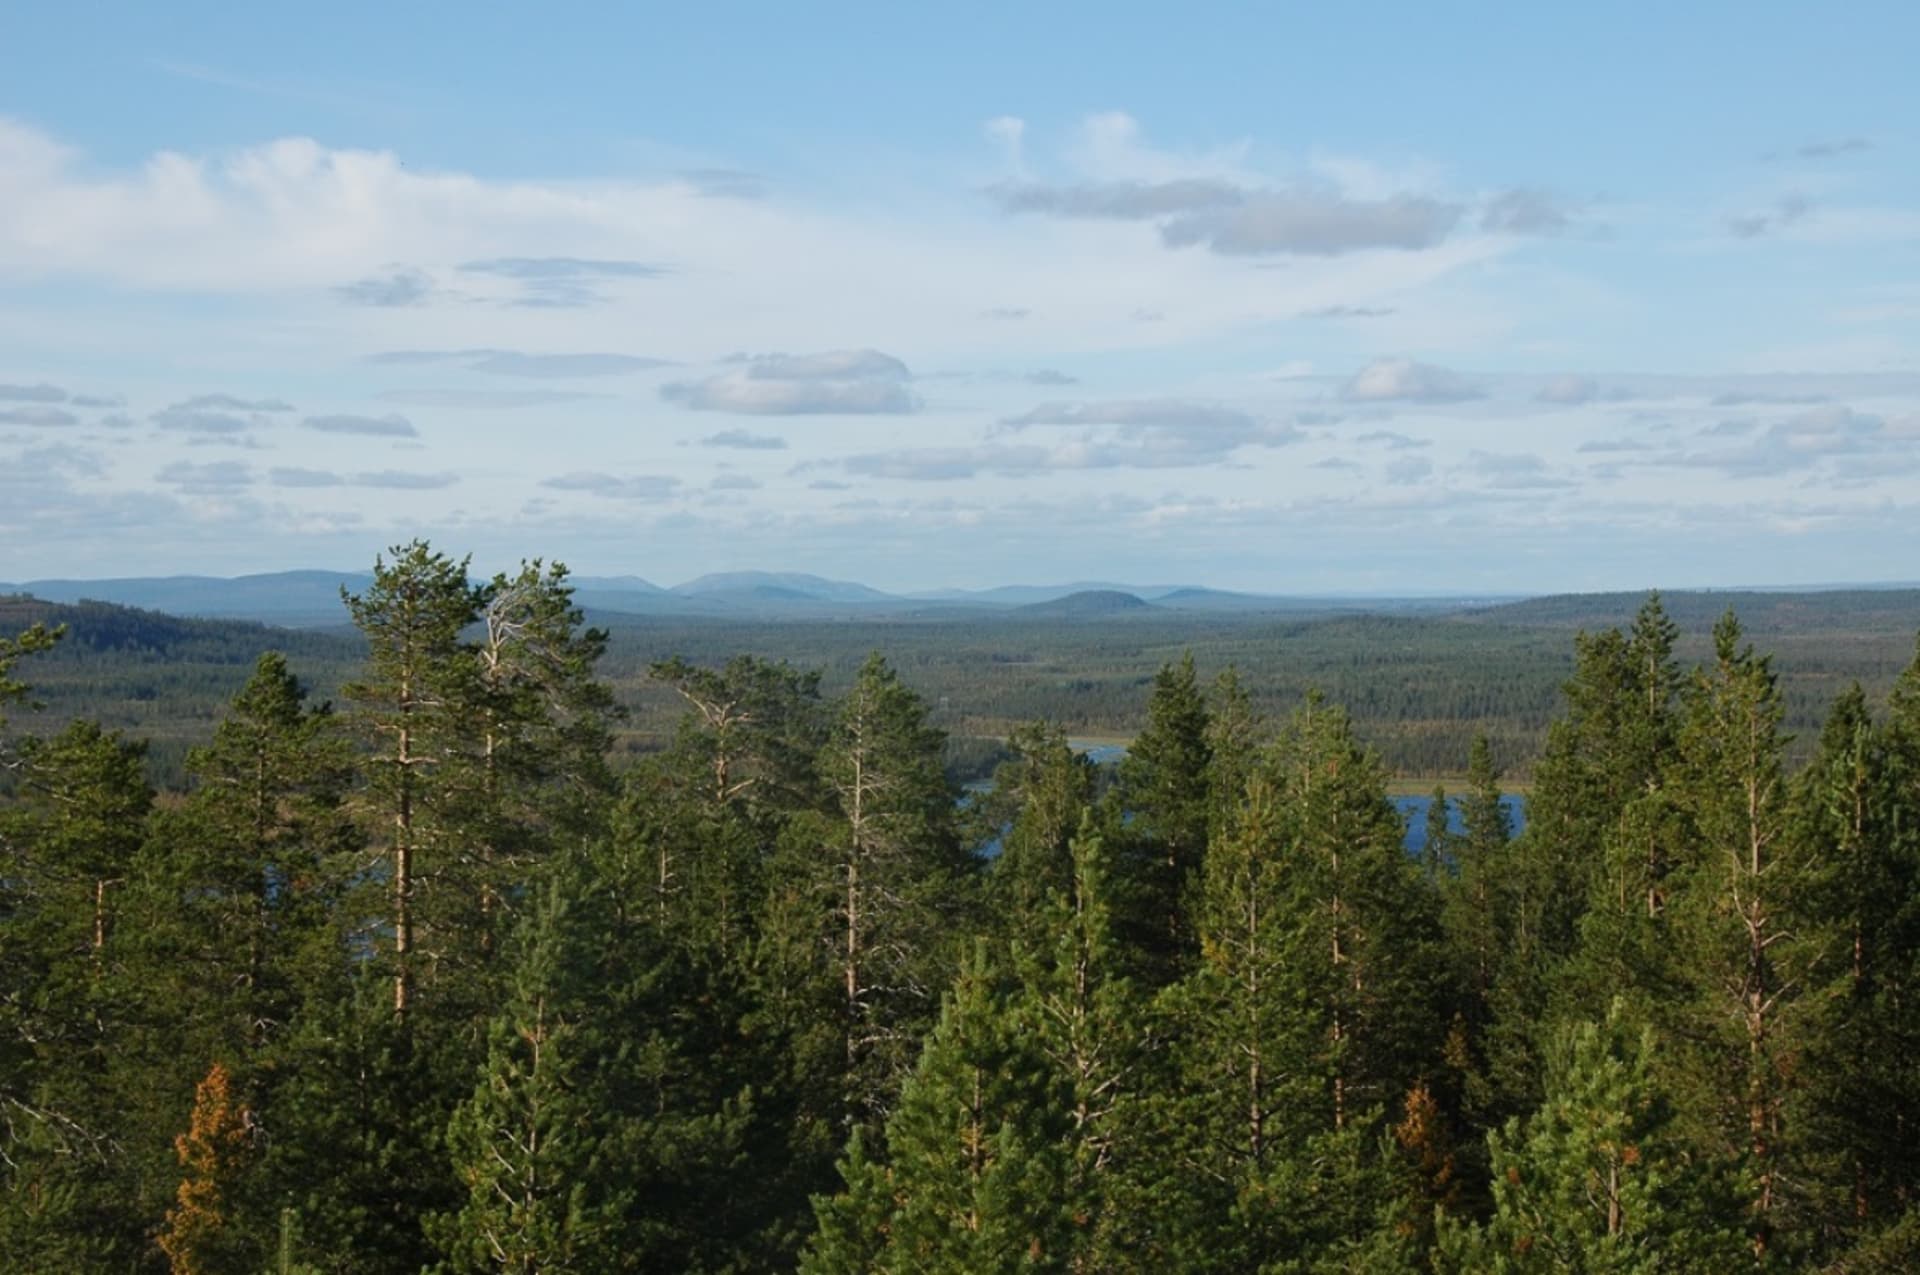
left=1115, top=652, right=1212, bottom=977
left=802, top=945, right=1075, bottom=1274
left=1437, top=1006, right=1748, bottom=1273
left=8, top=560, right=1920, bottom=1272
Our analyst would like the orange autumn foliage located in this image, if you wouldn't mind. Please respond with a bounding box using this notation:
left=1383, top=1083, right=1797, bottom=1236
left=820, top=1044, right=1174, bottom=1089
left=158, top=1062, right=251, bottom=1275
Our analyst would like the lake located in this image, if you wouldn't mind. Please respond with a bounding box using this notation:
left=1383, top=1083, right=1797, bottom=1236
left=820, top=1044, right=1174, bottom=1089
left=972, top=743, right=1533, bottom=856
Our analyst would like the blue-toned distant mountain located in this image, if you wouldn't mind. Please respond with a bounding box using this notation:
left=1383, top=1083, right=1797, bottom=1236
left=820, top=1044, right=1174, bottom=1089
left=0, top=570, right=377, bottom=626
left=3, top=566, right=1530, bottom=627
left=1012, top=590, right=1158, bottom=619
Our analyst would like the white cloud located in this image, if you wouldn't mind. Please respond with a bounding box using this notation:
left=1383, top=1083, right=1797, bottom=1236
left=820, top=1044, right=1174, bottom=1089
left=662, top=350, right=916, bottom=415
left=1344, top=358, right=1485, bottom=404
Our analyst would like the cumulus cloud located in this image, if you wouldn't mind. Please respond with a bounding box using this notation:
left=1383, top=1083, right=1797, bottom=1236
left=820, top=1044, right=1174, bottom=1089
left=303, top=413, right=418, bottom=437
left=156, top=459, right=253, bottom=491
left=981, top=307, right=1030, bottom=320
left=458, top=256, right=668, bottom=307
left=1577, top=437, right=1653, bottom=453
left=1674, top=405, right=1892, bottom=477
left=270, top=467, right=344, bottom=487
left=710, top=473, right=761, bottom=491
left=1480, top=188, right=1573, bottom=235
left=0, top=382, right=67, bottom=403
left=1356, top=430, right=1429, bottom=449
left=543, top=471, right=682, bottom=500
left=13, top=444, right=104, bottom=480
left=699, top=429, right=787, bottom=449
left=152, top=408, right=259, bottom=436
left=992, top=176, right=1461, bottom=257
left=1025, top=369, right=1078, bottom=386
left=0, top=405, right=79, bottom=427
left=1727, top=193, right=1813, bottom=238
left=1343, top=358, right=1485, bottom=404
left=71, top=393, right=122, bottom=408
left=268, top=466, right=452, bottom=489
left=334, top=266, right=434, bottom=306
left=1162, top=191, right=1460, bottom=257
left=1469, top=451, right=1573, bottom=489
left=174, top=393, right=294, bottom=412
left=662, top=349, right=916, bottom=415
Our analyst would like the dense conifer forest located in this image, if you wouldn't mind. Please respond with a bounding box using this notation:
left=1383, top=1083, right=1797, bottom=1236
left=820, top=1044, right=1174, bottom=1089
left=4, top=541, right=1920, bottom=1271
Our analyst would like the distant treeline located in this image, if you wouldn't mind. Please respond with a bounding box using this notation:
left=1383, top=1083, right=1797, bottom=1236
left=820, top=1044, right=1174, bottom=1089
left=9, top=583, right=1917, bottom=790
left=3, top=542, right=1919, bottom=1270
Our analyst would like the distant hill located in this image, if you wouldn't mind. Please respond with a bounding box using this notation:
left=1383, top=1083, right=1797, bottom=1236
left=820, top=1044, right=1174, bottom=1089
left=1152, top=587, right=1297, bottom=613
left=1012, top=589, right=1157, bottom=619
left=1463, top=589, right=1920, bottom=635
left=914, top=581, right=1156, bottom=606
left=671, top=572, right=896, bottom=603
left=0, top=570, right=374, bottom=626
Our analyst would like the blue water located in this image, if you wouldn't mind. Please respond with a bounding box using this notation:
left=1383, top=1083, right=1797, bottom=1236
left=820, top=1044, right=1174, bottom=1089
left=1396, top=794, right=1528, bottom=854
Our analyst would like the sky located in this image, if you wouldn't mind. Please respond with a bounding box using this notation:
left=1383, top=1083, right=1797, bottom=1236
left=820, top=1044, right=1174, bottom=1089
left=4, top=1, right=1920, bottom=593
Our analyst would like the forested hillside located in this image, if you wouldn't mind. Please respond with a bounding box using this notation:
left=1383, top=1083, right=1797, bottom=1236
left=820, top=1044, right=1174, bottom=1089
left=11, top=585, right=1918, bottom=789
left=3, top=541, right=1919, bottom=1270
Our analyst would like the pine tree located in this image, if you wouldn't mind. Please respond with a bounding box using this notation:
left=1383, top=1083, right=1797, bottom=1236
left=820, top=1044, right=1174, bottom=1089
left=801, top=945, right=1074, bottom=1274
left=341, top=540, right=488, bottom=1018
left=462, top=560, right=618, bottom=958
left=986, top=721, right=1095, bottom=929
left=0, top=620, right=61, bottom=732
left=1795, top=681, right=1920, bottom=1241
left=1437, top=1005, right=1747, bottom=1273
left=1204, top=666, right=1262, bottom=849
left=1669, top=610, right=1808, bottom=1257
left=0, top=719, right=156, bottom=1265
left=633, top=655, right=825, bottom=957
left=807, top=653, right=972, bottom=1127
left=1012, top=815, right=1139, bottom=1269
left=431, top=878, right=629, bottom=1273
left=1115, top=653, right=1212, bottom=978
left=1495, top=594, right=1681, bottom=1119
left=138, top=653, right=357, bottom=1060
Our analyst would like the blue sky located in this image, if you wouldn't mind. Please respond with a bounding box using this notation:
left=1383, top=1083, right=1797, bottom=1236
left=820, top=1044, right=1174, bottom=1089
left=4, top=2, right=1919, bottom=591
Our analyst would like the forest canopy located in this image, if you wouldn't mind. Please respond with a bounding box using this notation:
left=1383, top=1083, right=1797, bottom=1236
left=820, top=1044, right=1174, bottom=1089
left=2, top=540, right=1919, bottom=1271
